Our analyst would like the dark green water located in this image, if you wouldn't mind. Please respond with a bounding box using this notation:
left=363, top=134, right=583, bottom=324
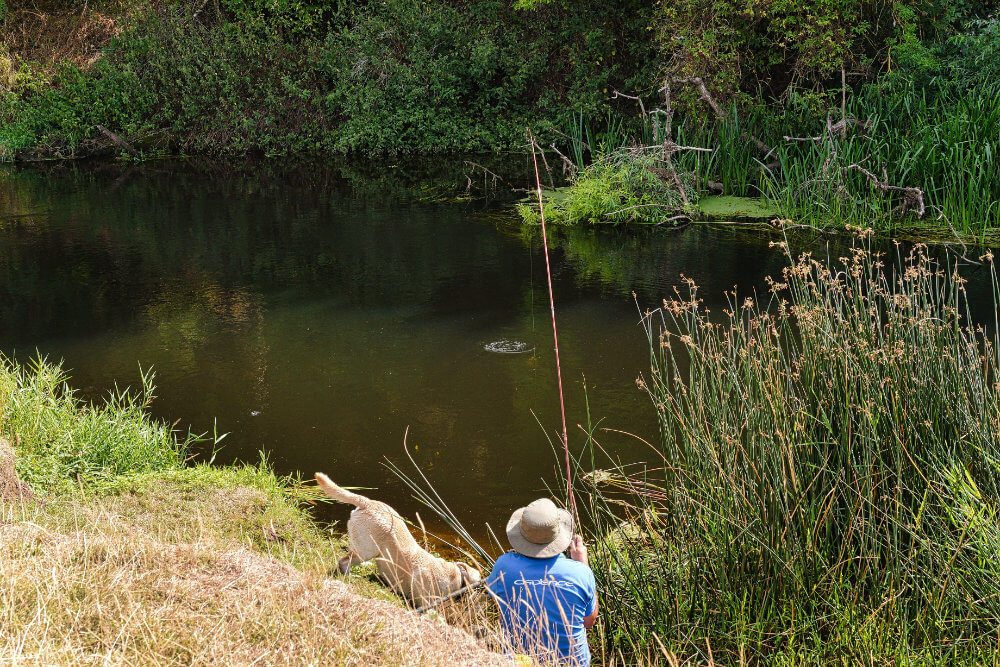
left=8, top=159, right=978, bottom=546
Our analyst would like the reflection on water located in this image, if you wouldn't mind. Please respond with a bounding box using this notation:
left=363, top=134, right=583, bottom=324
left=2, top=159, right=992, bottom=545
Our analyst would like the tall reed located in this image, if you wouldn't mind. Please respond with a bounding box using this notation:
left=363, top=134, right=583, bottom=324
left=575, top=234, right=1000, bottom=662
left=562, top=81, right=1000, bottom=236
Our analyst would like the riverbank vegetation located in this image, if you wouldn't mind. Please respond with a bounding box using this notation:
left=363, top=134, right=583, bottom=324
left=2, top=0, right=995, bottom=234
left=520, top=73, right=1000, bottom=238
left=0, top=356, right=497, bottom=663
left=574, top=235, right=1000, bottom=663
left=0, top=0, right=653, bottom=157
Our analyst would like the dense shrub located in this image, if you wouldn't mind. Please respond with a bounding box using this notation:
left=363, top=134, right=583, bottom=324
left=654, top=0, right=991, bottom=104
left=0, top=0, right=656, bottom=157
left=316, top=0, right=546, bottom=153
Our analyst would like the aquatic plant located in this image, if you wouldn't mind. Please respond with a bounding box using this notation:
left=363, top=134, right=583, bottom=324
left=517, top=150, right=696, bottom=226
left=573, top=234, right=1000, bottom=662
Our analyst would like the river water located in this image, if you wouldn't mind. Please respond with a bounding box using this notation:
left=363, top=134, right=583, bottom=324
left=2, top=159, right=990, bottom=549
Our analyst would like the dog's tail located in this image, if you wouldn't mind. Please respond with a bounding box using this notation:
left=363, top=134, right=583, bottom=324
left=314, top=472, right=371, bottom=508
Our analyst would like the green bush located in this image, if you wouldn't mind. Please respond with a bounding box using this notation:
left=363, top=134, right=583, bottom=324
left=316, top=0, right=544, bottom=153
left=889, top=15, right=1000, bottom=93
left=0, top=0, right=656, bottom=157
left=316, top=0, right=655, bottom=154
left=518, top=151, right=695, bottom=225
left=655, top=0, right=990, bottom=105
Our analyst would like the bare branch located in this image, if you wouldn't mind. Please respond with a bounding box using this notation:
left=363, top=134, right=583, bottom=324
left=630, top=144, right=712, bottom=154
left=847, top=163, right=925, bottom=218
left=673, top=76, right=775, bottom=158
left=611, top=89, right=647, bottom=119
left=549, top=143, right=579, bottom=177
left=783, top=117, right=872, bottom=143
left=462, top=161, right=505, bottom=192
left=95, top=125, right=140, bottom=157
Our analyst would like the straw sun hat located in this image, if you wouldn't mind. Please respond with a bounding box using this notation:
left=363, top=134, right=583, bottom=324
left=506, top=498, right=574, bottom=558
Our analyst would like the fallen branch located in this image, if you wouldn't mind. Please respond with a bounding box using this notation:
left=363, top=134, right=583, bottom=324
left=630, top=144, right=712, bottom=154
left=462, top=161, right=504, bottom=192
left=673, top=77, right=775, bottom=158
left=95, top=125, right=140, bottom=158
left=549, top=143, right=579, bottom=177
left=784, top=117, right=872, bottom=143
left=657, top=214, right=692, bottom=226
left=847, top=163, right=925, bottom=218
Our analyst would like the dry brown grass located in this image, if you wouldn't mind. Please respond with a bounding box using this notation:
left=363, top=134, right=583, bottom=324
left=1, top=6, right=121, bottom=72
left=0, top=474, right=504, bottom=665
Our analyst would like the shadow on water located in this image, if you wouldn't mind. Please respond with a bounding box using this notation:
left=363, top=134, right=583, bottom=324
left=2, top=158, right=996, bottom=548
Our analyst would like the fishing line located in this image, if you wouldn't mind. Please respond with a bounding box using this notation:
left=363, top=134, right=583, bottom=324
left=527, top=129, right=576, bottom=523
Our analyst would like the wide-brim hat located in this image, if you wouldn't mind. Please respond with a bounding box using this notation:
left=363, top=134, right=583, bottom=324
left=506, top=498, right=573, bottom=558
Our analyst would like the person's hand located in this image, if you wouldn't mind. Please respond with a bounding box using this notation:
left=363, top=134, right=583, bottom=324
left=568, top=534, right=588, bottom=566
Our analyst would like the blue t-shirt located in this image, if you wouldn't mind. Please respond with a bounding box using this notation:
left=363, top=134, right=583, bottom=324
left=486, top=552, right=597, bottom=665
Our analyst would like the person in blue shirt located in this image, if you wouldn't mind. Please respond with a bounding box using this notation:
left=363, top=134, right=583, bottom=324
left=486, top=498, right=599, bottom=665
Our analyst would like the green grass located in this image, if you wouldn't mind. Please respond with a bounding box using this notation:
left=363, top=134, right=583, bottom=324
left=0, top=353, right=354, bottom=572
left=570, top=235, right=1000, bottom=663
left=1, top=356, right=193, bottom=494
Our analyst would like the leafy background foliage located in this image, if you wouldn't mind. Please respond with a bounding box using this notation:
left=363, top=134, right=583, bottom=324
left=0, top=0, right=656, bottom=156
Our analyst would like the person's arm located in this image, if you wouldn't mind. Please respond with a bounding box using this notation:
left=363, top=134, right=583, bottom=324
left=568, top=535, right=599, bottom=628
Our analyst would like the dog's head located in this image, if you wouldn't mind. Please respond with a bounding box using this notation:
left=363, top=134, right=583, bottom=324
left=455, top=561, right=482, bottom=588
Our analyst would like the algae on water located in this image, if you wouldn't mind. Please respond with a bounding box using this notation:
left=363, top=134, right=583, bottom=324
left=696, top=195, right=778, bottom=220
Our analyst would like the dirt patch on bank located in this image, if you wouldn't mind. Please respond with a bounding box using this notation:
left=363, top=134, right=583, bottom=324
left=0, top=437, right=34, bottom=502
left=1, top=4, right=121, bottom=71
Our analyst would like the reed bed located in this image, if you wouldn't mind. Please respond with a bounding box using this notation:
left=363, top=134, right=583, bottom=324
left=575, top=234, right=1000, bottom=663
left=560, top=81, right=1000, bottom=237
left=757, top=84, right=1000, bottom=238
left=681, top=82, right=1000, bottom=236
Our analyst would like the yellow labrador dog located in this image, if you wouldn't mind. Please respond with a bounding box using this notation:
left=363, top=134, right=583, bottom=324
left=315, top=472, right=481, bottom=607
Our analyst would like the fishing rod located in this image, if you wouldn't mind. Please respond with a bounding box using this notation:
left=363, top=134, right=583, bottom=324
left=527, top=129, right=576, bottom=523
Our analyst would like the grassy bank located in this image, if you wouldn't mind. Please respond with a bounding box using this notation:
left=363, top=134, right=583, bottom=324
left=0, top=356, right=497, bottom=664
left=572, top=235, right=1000, bottom=663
